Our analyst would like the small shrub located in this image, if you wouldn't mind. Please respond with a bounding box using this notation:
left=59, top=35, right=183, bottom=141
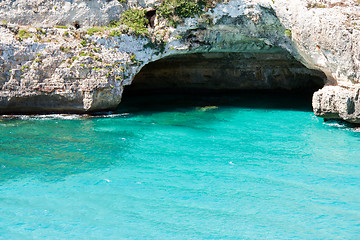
left=87, top=27, right=103, bottom=35
left=307, top=2, right=327, bottom=8
left=120, top=8, right=149, bottom=36
left=284, top=29, right=292, bottom=37
left=80, top=40, right=87, bottom=47
left=55, top=25, right=68, bottom=29
left=17, top=29, right=32, bottom=41
left=110, top=30, right=121, bottom=37
left=37, top=28, right=46, bottom=34
left=157, top=0, right=220, bottom=26
left=130, top=54, right=136, bottom=63
left=94, top=56, right=102, bottom=62
left=109, top=20, right=121, bottom=28
left=21, top=65, right=29, bottom=71
left=60, top=46, right=71, bottom=53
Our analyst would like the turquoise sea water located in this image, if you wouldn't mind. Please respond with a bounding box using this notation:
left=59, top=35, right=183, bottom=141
left=0, top=92, right=359, bottom=239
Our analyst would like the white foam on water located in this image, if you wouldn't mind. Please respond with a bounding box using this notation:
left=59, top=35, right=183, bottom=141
left=33, top=114, right=81, bottom=120
left=100, top=113, right=130, bottom=118
left=0, top=112, right=133, bottom=120
left=0, top=114, right=82, bottom=120
left=323, top=121, right=360, bottom=133
left=323, top=122, right=345, bottom=128
left=353, top=128, right=360, bottom=133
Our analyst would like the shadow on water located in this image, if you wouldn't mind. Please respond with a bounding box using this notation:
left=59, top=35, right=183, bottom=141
left=0, top=89, right=324, bottom=183
left=117, top=89, right=316, bottom=114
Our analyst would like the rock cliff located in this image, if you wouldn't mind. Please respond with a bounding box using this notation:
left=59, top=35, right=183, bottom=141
left=0, top=0, right=359, bottom=122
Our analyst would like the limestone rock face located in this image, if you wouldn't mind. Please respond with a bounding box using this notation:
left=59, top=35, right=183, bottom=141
left=313, top=86, right=360, bottom=123
left=272, top=0, right=360, bottom=84
left=0, top=26, right=152, bottom=113
left=0, top=0, right=162, bottom=27
left=0, top=0, right=123, bottom=28
left=0, top=0, right=359, bottom=122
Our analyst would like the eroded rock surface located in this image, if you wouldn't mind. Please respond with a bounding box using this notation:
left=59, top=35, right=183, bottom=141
left=313, top=85, right=360, bottom=123
left=0, top=0, right=359, bottom=122
left=131, top=52, right=324, bottom=91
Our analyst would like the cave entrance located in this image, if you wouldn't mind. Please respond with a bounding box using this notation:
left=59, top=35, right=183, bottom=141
left=119, top=51, right=326, bottom=112
left=127, top=52, right=325, bottom=92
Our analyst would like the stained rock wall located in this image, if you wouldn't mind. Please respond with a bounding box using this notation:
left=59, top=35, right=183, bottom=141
left=130, top=52, right=324, bottom=91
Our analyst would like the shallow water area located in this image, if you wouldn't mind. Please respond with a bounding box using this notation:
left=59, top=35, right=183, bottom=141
left=0, top=92, right=359, bottom=239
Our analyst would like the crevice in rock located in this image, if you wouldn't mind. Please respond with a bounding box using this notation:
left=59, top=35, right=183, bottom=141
left=73, top=22, right=80, bottom=29
left=145, top=10, right=156, bottom=28
left=347, top=98, right=355, bottom=115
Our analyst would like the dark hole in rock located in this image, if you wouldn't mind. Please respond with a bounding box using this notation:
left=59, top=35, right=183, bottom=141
left=127, top=52, right=326, bottom=94
left=74, top=22, right=80, bottom=29
left=347, top=98, right=355, bottom=115
left=145, top=10, right=156, bottom=28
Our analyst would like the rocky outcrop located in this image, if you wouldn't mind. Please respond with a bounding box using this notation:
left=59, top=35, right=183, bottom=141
left=0, top=26, right=149, bottom=113
left=272, top=0, right=360, bottom=123
left=313, top=85, right=360, bottom=123
left=273, top=0, right=360, bottom=84
left=0, top=0, right=359, bottom=122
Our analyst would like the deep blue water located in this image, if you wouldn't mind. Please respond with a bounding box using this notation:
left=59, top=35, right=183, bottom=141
left=0, top=92, right=359, bottom=239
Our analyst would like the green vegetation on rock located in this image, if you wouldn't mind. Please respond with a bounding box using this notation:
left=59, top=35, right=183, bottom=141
left=17, top=29, right=32, bottom=41
left=284, top=29, right=292, bottom=37
left=120, top=8, right=149, bottom=36
left=157, top=0, right=224, bottom=26
left=87, top=27, right=103, bottom=35
left=109, top=30, right=121, bottom=37
left=55, top=25, right=68, bottom=29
